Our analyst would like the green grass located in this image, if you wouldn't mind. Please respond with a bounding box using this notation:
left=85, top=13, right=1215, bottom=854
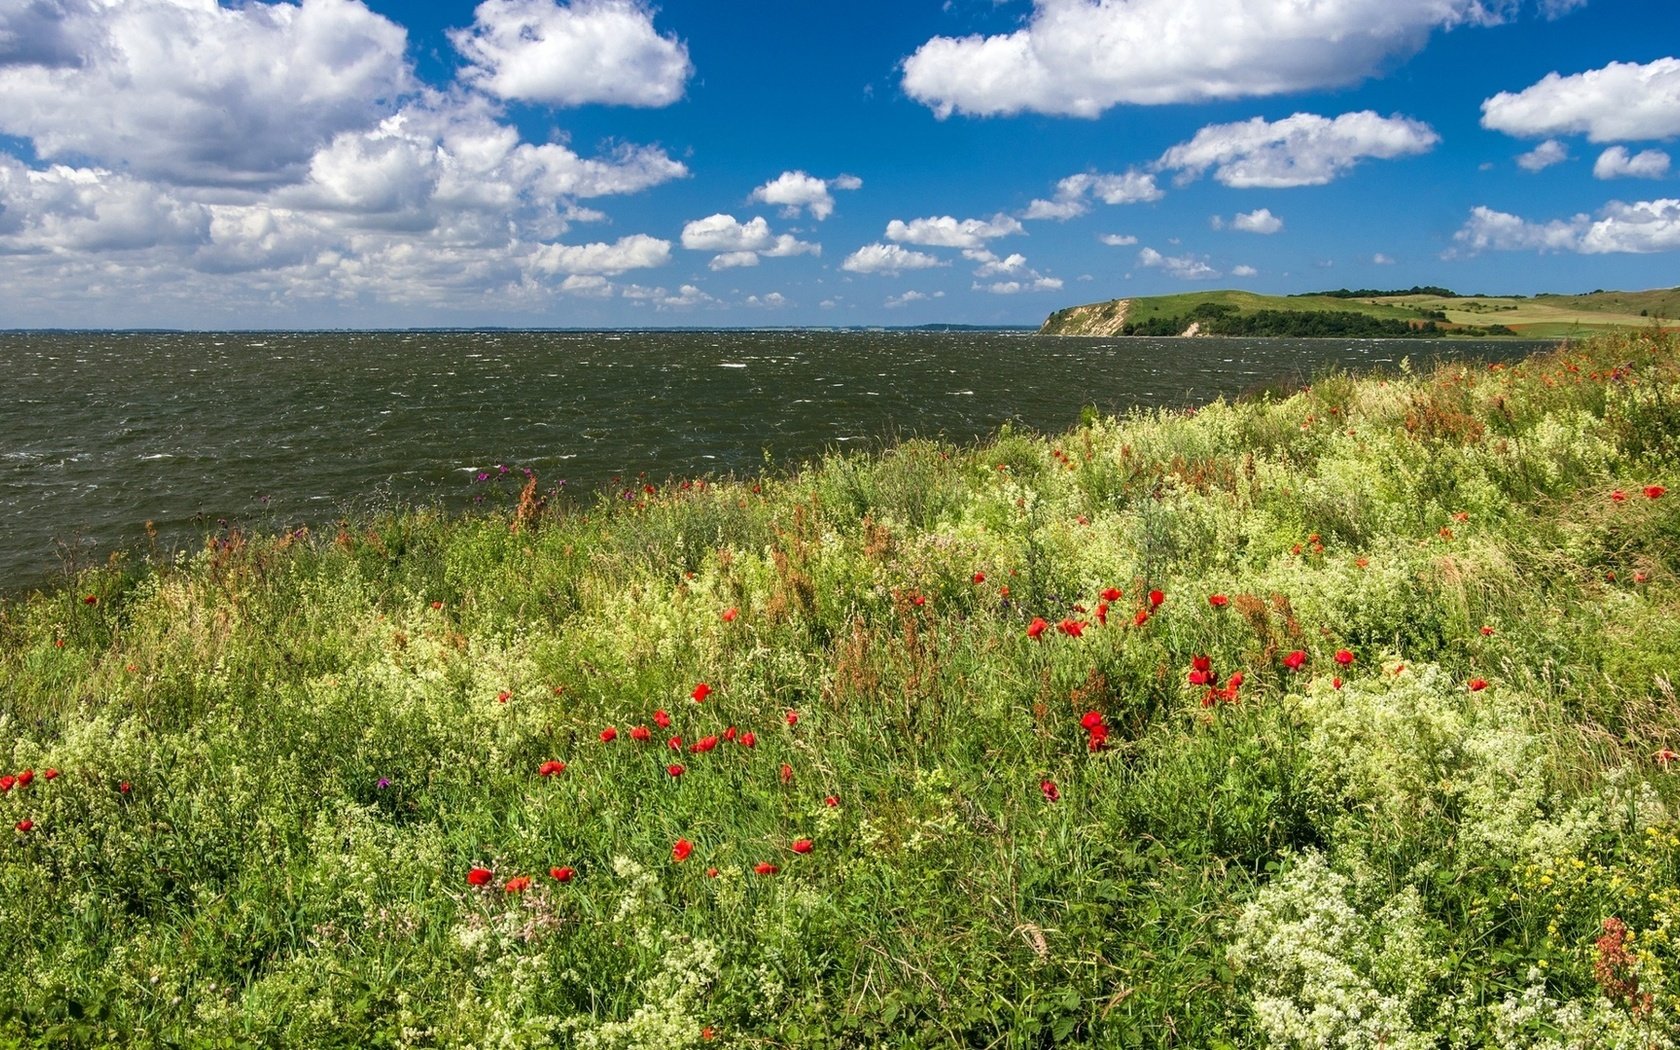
left=1043, top=286, right=1680, bottom=337
left=4, top=331, right=1680, bottom=1047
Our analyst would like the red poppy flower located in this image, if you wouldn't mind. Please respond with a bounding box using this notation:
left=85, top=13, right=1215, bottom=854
left=1058, top=618, right=1085, bottom=638
left=1656, top=748, right=1678, bottom=769
left=692, top=682, right=712, bottom=703
left=1132, top=609, right=1150, bottom=627
left=14, top=820, right=32, bottom=833
left=785, top=710, right=799, bottom=726
left=721, top=608, right=738, bottom=622
left=667, top=763, right=686, bottom=777
left=1188, top=669, right=1211, bottom=686
left=537, top=760, right=567, bottom=777
left=1080, top=711, right=1104, bottom=730
left=824, top=795, right=839, bottom=807
left=1480, top=625, right=1495, bottom=636
left=1148, top=589, right=1165, bottom=608
left=82, top=594, right=98, bottom=606
left=467, top=867, right=493, bottom=886
left=1087, top=723, right=1109, bottom=750
left=706, top=867, right=719, bottom=877
left=16, top=770, right=33, bottom=787
left=550, top=866, right=575, bottom=882
left=430, top=600, right=444, bottom=610
left=42, top=768, right=58, bottom=781
left=118, top=781, right=130, bottom=794
left=1027, top=617, right=1048, bottom=639
left=600, top=726, right=619, bottom=743
left=1100, top=587, right=1122, bottom=602
left=1646, top=485, right=1666, bottom=500
left=999, top=585, right=1009, bottom=598
left=1191, top=654, right=1212, bottom=674
left=1468, top=678, right=1489, bottom=692
left=1612, top=489, right=1628, bottom=502
left=1209, top=593, right=1229, bottom=608
left=654, top=709, right=672, bottom=728
left=673, top=838, right=693, bottom=862
left=1095, top=602, right=1109, bottom=626
left=630, top=725, right=652, bottom=742
left=972, top=571, right=986, bottom=584
left=1334, top=649, right=1354, bottom=666
left=791, top=838, right=813, bottom=854
left=504, top=875, right=532, bottom=893
left=702, top=1026, right=715, bottom=1041
left=723, top=725, right=738, bottom=742
left=0, top=776, right=13, bottom=792
left=1227, top=671, right=1244, bottom=689
left=1283, top=650, right=1307, bottom=670
left=668, top=735, right=684, bottom=751
left=1040, top=779, right=1060, bottom=802
left=912, top=594, right=927, bottom=607
left=780, top=763, right=793, bottom=785
left=740, top=731, right=756, bottom=748
left=754, top=862, right=779, bottom=876
left=1332, top=677, right=1343, bottom=691
left=497, top=690, right=511, bottom=704
left=691, top=734, right=719, bottom=753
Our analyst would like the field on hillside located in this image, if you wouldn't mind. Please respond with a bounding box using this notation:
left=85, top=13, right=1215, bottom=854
left=1371, top=289, right=1680, bottom=338
left=4, top=331, right=1680, bottom=1047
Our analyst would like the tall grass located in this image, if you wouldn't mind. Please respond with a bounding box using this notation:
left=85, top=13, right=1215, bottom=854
left=3, top=330, right=1679, bottom=1047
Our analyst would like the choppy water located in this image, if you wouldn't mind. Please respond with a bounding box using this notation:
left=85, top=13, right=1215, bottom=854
left=1, top=329, right=1551, bottom=590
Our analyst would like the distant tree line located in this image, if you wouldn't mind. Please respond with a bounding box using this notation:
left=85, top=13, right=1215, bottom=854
left=1297, top=286, right=1459, bottom=299
left=1122, top=302, right=1451, bottom=338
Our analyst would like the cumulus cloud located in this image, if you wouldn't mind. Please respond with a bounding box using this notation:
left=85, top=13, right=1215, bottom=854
left=1222, top=208, right=1284, bottom=234
left=0, top=0, right=412, bottom=187
left=1516, top=139, right=1569, bottom=172
left=1452, top=200, right=1680, bottom=254
left=1099, top=233, right=1137, bottom=246
left=1023, top=170, right=1161, bottom=220
left=1138, top=246, right=1219, bottom=280
left=749, top=170, right=862, bottom=220
left=744, top=292, right=789, bottom=308
left=884, top=289, right=944, bottom=308
left=451, top=0, right=691, bottom=107
left=1482, top=58, right=1680, bottom=143
left=529, top=233, right=671, bottom=274
left=903, top=0, right=1559, bottom=119
left=679, top=213, right=818, bottom=268
left=885, top=213, right=1024, bottom=248
left=1594, top=146, right=1672, bottom=180
left=975, top=277, right=1063, bottom=294
left=840, top=243, right=944, bottom=275
left=1231, top=264, right=1259, bottom=277
left=1158, top=111, right=1438, bottom=188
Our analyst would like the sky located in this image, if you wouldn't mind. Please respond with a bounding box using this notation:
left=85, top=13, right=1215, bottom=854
left=0, top=0, right=1677, bottom=329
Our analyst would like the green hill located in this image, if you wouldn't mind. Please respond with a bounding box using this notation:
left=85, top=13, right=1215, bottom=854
left=1041, top=286, right=1680, bottom=338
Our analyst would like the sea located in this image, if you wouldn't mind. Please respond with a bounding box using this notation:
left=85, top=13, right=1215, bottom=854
left=0, top=329, right=1555, bottom=591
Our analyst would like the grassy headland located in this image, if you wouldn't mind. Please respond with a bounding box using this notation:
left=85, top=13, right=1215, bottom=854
left=1042, top=286, right=1680, bottom=339
left=4, top=331, right=1680, bottom=1047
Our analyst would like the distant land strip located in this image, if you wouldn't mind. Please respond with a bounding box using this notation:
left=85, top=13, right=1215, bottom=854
left=1040, top=286, right=1680, bottom=339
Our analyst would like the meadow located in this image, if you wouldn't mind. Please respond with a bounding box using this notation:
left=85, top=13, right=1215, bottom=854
left=3, top=329, right=1680, bottom=1048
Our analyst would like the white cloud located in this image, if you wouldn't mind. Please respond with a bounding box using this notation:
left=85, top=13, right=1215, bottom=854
left=885, top=213, right=1024, bottom=248
left=451, top=0, right=691, bottom=107
left=1099, top=233, right=1137, bottom=246
left=749, top=170, right=861, bottom=220
left=528, top=233, right=671, bottom=274
left=1594, top=146, right=1672, bottom=180
left=966, top=249, right=1029, bottom=277
left=1138, top=246, right=1219, bottom=280
left=1024, top=170, right=1161, bottom=220
left=745, top=292, right=789, bottom=308
left=1452, top=199, right=1680, bottom=255
left=1227, top=208, right=1284, bottom=234
left=884, top=289, right=944, bottom=308
left=903, top=0, right=1549, bottom=119
left=1231, top=264, right=1258, bottom=277
left=975, top=276, right=1063, bottom=295
left=1159, top=111, right=1438, bottom=188
left=1482, top=58, right=1680, bottom=143
left=1373, top=252, right=1395, bottom=264
left=679, top=213, right=818, bottom=268
left=840, top=242, right=945, bottom=275
left=659, top=283, right=715, bottom=308
left=0, top=0, right=412, bottom=187
left=559, top=273, right=614, bottom=297
left=963, top=247, right=1061, bottom=292
left=1516, top=139, right=1569, bottom=172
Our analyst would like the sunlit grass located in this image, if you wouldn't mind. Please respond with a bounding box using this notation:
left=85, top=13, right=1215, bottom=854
left=3, top=329, right=1679, bottom=1047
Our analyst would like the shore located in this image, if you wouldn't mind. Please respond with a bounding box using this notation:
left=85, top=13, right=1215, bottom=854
left=2, top=329, right=1677, bottom=1046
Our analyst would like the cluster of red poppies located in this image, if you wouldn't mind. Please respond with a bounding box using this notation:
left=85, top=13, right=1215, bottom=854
left=1026, top=586, right=1173, bottom=640
left=2, top=766, right=59, bottom=834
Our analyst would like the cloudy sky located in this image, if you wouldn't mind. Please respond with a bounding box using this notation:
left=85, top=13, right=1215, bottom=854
left=0, top=0, right=1676, bottom=328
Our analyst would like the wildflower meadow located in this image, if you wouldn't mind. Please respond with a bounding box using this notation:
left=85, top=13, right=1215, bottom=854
left=4, top=330, right=1680, bottom=1047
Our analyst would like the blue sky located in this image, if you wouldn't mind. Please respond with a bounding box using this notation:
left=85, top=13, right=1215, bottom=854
left=0, top=0, right=1676, bottom=328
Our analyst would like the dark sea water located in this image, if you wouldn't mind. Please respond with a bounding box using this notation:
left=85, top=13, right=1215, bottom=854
left=1, top=330, right=1553, bottom=591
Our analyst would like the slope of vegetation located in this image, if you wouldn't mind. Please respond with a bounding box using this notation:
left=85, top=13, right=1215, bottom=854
left=4, top=331, right=1680, bottom=1047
